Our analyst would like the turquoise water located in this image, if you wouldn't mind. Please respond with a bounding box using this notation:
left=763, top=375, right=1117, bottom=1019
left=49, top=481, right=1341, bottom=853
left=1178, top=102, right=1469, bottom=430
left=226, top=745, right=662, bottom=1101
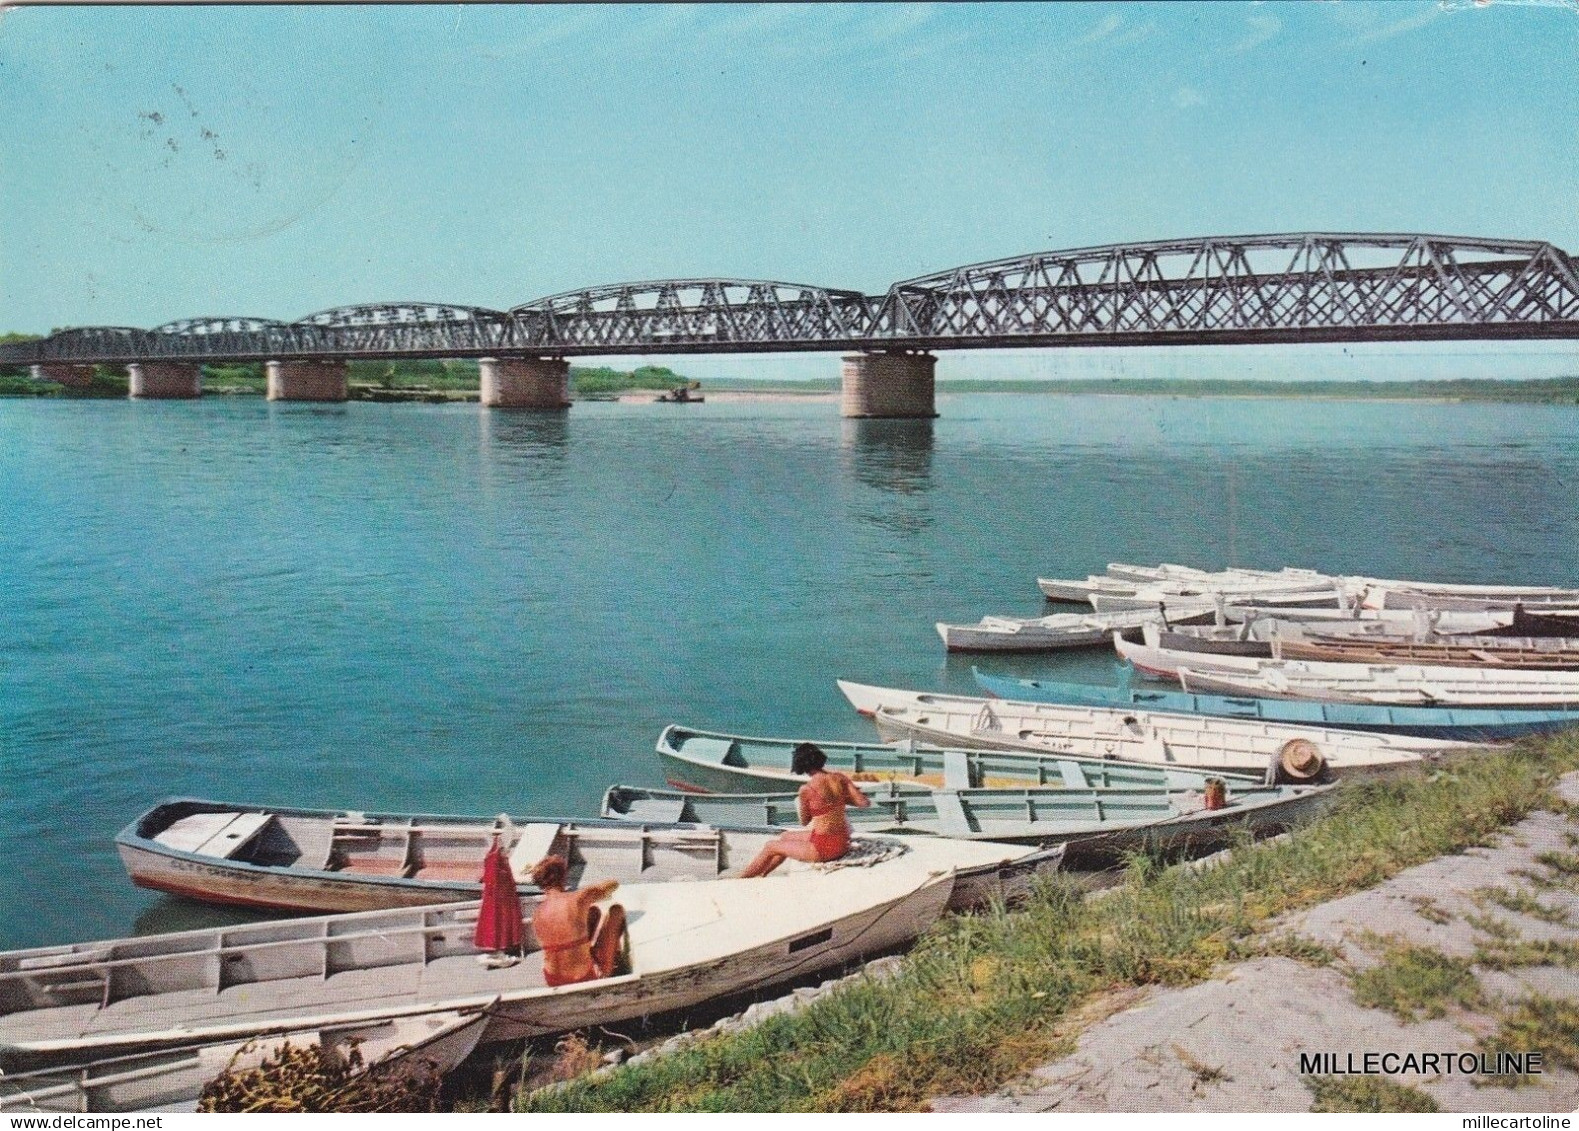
left=3, top=392, right=1578, bottom=948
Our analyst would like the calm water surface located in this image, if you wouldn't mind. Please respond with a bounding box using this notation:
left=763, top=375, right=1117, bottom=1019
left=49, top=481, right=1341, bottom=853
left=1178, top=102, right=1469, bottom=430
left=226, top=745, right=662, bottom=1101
left=3, top=392, right=1578, bottom=947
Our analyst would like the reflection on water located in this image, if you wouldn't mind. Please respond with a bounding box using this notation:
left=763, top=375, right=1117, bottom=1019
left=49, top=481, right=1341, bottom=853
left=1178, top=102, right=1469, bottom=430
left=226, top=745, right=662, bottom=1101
left=839, top=418, right=935, bottom=495
left=840, top=417, right=935, bottom=537
left=480, top=409, right=571, bottom=456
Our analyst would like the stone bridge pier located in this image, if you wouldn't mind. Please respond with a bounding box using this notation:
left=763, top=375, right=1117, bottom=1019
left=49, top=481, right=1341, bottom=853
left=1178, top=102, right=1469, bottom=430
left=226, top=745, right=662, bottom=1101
left=129, top=362, right=202, bottom=399
left=840, top=351, right=938, bottom=419
left=479, top=357, right=571, bottom=410
left=267, top=360, right=348, bottom=402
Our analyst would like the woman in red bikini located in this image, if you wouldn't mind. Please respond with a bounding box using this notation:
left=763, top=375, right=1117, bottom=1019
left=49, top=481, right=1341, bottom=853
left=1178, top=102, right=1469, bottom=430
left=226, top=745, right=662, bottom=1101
left=528, top=855, right=628, bottom=987
left=740, top=742, right=872, bottom=878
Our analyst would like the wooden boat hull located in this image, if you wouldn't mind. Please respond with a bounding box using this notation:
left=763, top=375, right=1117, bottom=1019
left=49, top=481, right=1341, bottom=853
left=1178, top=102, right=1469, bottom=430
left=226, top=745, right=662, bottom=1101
left=836, top=681, right=1460, bottom=775
left=1176, top=665, right=1579, bottom=708
left=603, top=783, right=1335, bottom=865
left=971, top=669, right=1579, bottom=740
left=117, top=839, right=480, bottom=913
left=1374, top=590, right=1579, bottom=613
left=937, top=609, right=1213, bottom=653
left=0, top=1010, right=487, bottom=1114
left=1037, top=576, right=1142, bottom=602
left=0, top=867, right=956, bottom=1102
left=655, top=725, right=1268, bottom=796
left=115, top=799, right=784, bottom=916
left=1275, top=636, right=1579, bottom=669
left=1118, top=635, right=1579, bottom=707
left=1091, top=589, right=1341, bottom=613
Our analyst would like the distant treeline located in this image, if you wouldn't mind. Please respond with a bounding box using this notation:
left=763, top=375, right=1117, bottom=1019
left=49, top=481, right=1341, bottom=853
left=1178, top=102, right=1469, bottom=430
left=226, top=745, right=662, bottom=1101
left=1, top=350, right=693, bottom=398
left=924, top=376, right=1579, bottom=401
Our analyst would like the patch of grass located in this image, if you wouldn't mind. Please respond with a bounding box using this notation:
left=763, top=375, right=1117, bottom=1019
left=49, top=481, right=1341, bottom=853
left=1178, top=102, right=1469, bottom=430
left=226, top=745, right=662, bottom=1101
left=1408, top=895, right=1452, bottom=925
left=1465, top=911, right=1519, bottom=941
left=1471, top=885, right=1571, bottom=925
left=1473, top=934, right=1579, bottom=971
left=1304, top=1074, right=1440, bottom=1112
left=1535, top=850, right=1579, bottom=879
left=1349, top=935, right=1485, bottom=1022
left=1476, top=995, right=1579, bottom=1088
left=515, top=738, right=1579, bottom=1112
left=1254, top=932, right=1340, bottom=967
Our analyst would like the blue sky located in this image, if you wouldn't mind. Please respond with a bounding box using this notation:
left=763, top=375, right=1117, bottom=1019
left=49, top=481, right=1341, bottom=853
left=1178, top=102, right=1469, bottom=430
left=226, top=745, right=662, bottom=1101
left=2, top=2, right=1576, bottom=380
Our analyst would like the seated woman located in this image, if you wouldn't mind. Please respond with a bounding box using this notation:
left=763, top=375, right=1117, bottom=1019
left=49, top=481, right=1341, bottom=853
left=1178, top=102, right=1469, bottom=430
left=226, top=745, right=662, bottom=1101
left=528, top=855, right=629, bottom=987
left=740, top=742, right=872, bottom=878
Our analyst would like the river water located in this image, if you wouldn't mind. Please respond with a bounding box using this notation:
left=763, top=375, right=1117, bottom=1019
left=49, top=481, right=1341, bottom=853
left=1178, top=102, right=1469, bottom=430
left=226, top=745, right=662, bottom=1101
left=3, top=391, right=1577, bottom=947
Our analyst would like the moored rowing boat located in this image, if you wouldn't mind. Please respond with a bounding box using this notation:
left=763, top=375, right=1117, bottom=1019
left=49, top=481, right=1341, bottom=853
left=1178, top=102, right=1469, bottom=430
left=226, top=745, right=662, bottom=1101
left=603, top=779, right=1333, bottom=862
left=1115, top=634, right=1579, bottom=707
left=1, top=861, right=956, bottom=1111
left=836, top=680, right=1465, bottom=777
left=656, top=724, right=1270, bottom=794
left=936, top=607, right=1211, bottom=652
left=970, top=668, right=1579, bottom=740
left=118, top=800, right=803, bottom=915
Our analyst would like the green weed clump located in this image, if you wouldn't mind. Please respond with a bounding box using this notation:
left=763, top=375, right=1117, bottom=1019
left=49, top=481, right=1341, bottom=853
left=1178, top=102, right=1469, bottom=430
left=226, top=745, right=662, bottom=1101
left=1304, top=1074, right=1440, bottom=1112
left=1349, top=936, right=1484, bottom=1021
left=1477, top=995, right=1579, bottom=1088
left=515, top=737, right=1579, bottom=1113
left=1471, top=885, right=1571, bottom=926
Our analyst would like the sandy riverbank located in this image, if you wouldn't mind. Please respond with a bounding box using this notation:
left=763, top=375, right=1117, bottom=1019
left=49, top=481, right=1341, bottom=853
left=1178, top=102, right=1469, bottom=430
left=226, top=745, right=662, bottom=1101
left=932, top=772, right=1579, bottom=1113
left=615, top=390, right=840, bottom=403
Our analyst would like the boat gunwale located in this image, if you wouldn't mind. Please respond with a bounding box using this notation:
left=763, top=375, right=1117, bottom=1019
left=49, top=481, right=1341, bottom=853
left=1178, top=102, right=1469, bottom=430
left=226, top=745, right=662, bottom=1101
left=970, top=667, right=1579, bottom=732
left=603, top=781, right=1337, bottom=840
left=114, top=797, right=736, bottom=895
left=657, top=724, right=1273, bottom=788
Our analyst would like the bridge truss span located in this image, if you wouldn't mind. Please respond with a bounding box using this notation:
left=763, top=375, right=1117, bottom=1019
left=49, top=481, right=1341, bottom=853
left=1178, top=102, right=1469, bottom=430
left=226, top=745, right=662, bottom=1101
left=3, top=233, right=1575, bottom=366
left=870, top=234, right=1579, bottom=348
left=509, top=279, right=875, bottom=352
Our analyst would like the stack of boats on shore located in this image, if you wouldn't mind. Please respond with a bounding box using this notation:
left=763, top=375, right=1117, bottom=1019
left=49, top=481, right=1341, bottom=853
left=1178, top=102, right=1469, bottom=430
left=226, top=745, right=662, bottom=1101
left=937, top=561, right=1579, bottom=653
left=960, top=562, right=1579, bottom=737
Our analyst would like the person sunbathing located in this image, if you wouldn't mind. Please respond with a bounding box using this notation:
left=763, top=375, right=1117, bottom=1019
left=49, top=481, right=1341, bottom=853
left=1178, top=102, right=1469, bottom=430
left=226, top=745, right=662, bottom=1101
left=528, top=855, right=628, bottom=986
left=740, top=742, right=872, bottom=878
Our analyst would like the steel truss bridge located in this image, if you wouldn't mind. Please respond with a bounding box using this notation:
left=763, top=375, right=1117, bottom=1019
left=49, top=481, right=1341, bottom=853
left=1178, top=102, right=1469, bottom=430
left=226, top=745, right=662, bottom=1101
left=6, top=233, right=1578, bottom=366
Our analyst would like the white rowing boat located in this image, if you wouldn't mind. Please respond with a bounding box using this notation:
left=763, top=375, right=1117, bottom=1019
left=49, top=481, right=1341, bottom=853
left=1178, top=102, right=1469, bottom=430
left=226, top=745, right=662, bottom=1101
left=935, top=607, right=1211, bottom=652
left=1115, top=633, right=1579, bottom=707
left=116, top=799, right=808, bottom=915
left=835, top=680, right=1465, bottom=778
left=0, top=857, right=956, bottom=1111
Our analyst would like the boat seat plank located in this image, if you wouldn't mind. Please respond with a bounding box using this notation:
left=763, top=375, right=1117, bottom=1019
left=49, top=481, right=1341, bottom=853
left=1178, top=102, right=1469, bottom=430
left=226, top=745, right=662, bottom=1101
left=509, top=824, right=563, bottom=880
left=678, top=737, right=742, bottom=767
left=1058, top=761, right=1091, bottom=789
left=940, top=750, right=972, bottom=791
left=623, top=800, right=689, bottom=824
left=192, top=813, right=274, bottom=860
left=152, top=813, right=243, bottom=854
left=930, top=792, right=974, bottom=838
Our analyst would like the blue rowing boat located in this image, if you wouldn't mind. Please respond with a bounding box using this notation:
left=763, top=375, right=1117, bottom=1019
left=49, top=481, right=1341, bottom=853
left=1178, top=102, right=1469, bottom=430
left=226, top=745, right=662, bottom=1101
left=971, top=667, right=1579, bottom=740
